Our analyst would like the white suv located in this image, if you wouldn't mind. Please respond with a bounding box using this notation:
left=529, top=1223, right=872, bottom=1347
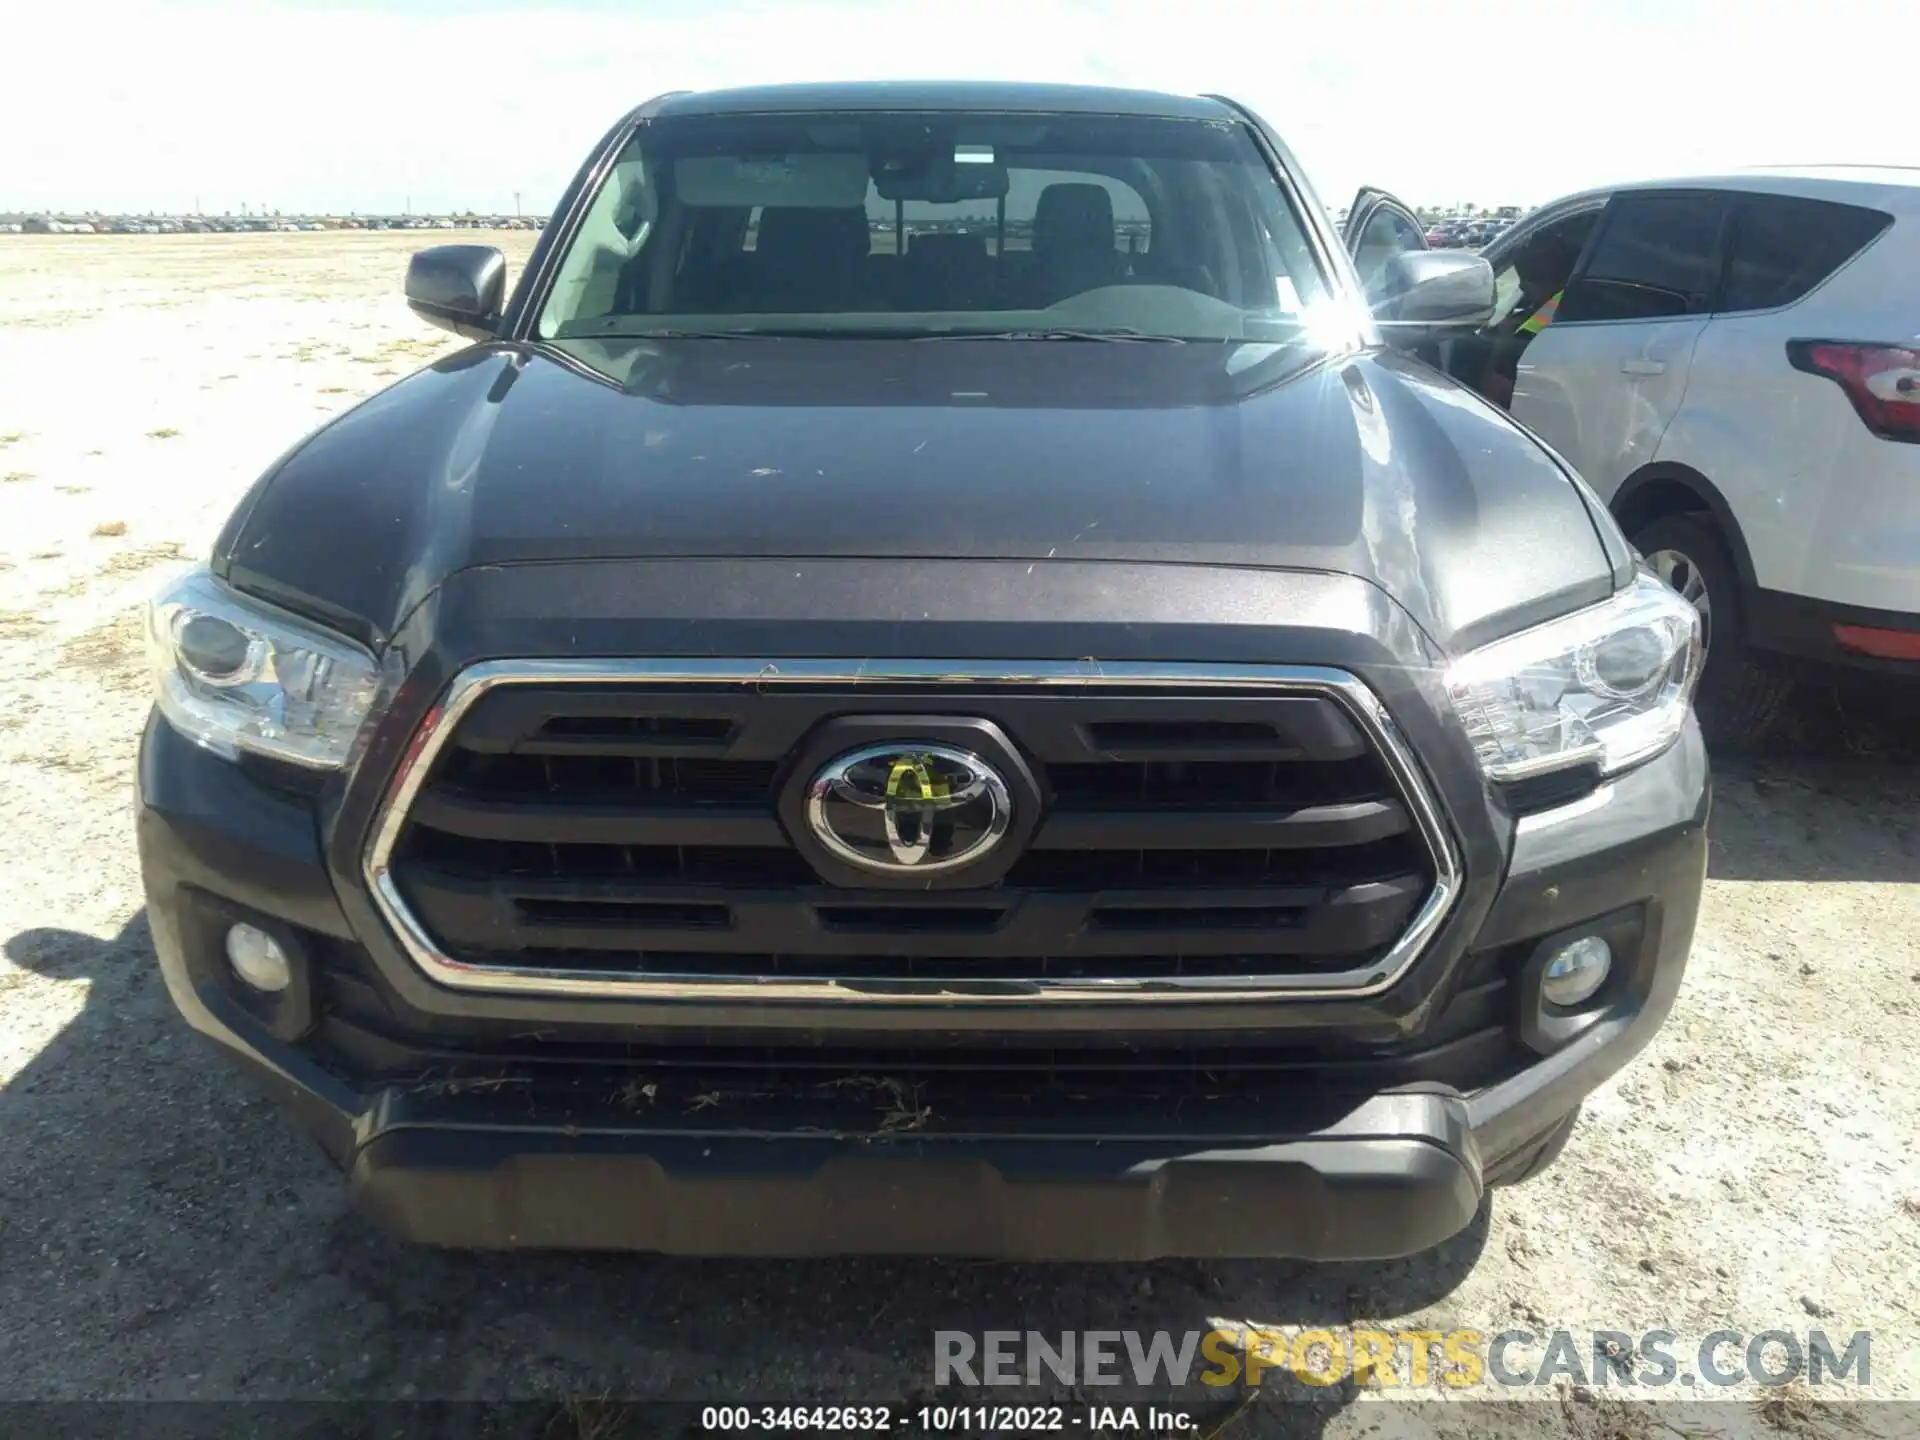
left=1361, top=168, right=1920, bottom=740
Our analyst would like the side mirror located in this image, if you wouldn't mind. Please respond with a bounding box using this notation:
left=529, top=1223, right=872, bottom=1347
left=1371, top=250, right=1496, bottom=343
left=405, top=245, right=506, bottom=341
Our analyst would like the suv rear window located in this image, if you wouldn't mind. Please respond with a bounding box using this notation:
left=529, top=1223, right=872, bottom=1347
left=1719, top=193, right=1892, bottom=313
left=534, top=110, right=1333, bottom=343
left=1557, top=191, right=1730, bottom=323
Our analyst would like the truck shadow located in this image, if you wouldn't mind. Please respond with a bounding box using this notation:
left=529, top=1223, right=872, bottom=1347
left=1703, top=672, right=1920, bottom=885
left=1706, top=753, right=1920, bottom=884
left=4, top=911, right=1487, bottom=1430
left=1704, top=672, right=1920, bottom=884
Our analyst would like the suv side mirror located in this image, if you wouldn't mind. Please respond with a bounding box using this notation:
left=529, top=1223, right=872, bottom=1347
left=1371, top=250, right=1496, bottom=343
left=405, top=245, right=506, bottom=341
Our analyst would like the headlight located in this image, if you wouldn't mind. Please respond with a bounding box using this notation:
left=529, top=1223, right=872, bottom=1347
left=147, top=567, right=379, bottom=769
left=1446, top=571, right=1703, bottom=781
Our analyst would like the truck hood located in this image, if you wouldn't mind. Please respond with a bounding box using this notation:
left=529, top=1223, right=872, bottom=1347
left=217, top=335, right=1619, bottom=654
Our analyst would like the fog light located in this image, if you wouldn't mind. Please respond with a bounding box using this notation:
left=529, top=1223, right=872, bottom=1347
left=225, top=922, right=291, bottom=993
left=1541, top=935, right=1612, bottom=1008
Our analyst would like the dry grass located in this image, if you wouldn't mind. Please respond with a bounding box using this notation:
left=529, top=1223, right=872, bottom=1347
left=1753, top=1379, right=1861, bottom=1436
left=3, top=471, right=31, bottom=484
left=1755, top=674, right=1920, bottom=765
left=410, top=1072, right=533, bottom=1098
left=543, top=1395, right=639, bottom=1440
left=0, top=612, right=47, bottom=638
left=1553, top=1389, right=1658, bottom=1440
left=353, top=336, right=446, bottom=367
left=90, top=520, right=129, bottom=538
left=31, top=752, right=97, bottom=775
left=611, top=1078, right=658, bottom=1111
left=145, top=427, right=180, bottom=439
left=818, top=1075, right=935, bottom=1131
left=877, top=1078, right=932, bottom=1132
left=1193, top=1393, right=1255, bottom=1440
left=100, top=541, right=187, bottom=578
left=60, top=610, right=148, bottom=692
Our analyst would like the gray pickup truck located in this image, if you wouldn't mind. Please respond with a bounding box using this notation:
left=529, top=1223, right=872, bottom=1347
left=136, top=81, right=1708, bottom=1261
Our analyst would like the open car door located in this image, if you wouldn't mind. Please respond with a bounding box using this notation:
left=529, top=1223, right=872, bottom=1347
left=1341, top=187, right=1429, bottom=310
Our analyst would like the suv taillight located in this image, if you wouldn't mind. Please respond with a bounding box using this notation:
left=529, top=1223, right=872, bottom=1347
left=1788, top=341, right=1920, bottom=442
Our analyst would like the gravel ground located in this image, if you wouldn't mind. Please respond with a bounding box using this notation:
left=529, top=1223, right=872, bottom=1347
left=1, top=234, right=1917, bottom=1439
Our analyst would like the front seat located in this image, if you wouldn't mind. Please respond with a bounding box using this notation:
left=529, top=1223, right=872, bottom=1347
left=904, top=231, right=993, bottom=309
left=750, top=207, right=871, bottom=312
left=1026, top=183, right=1126, bottom=304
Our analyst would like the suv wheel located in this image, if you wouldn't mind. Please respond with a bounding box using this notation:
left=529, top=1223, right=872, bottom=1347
left=1631, top=513, right=1793, bottom=748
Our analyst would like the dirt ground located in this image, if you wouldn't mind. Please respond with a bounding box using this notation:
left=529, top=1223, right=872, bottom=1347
left=1, top=234, right=1917, bottom=1439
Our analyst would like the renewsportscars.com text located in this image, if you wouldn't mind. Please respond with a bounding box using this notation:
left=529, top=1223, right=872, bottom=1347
left=934, top=1327, right=1871, bottom=1391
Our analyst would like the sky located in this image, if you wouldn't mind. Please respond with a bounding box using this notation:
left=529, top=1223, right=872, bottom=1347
left=2, top=0, right=1914, bottom=216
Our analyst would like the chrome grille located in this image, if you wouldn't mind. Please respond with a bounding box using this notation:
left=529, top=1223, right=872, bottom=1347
left=364, top=660, right=1461, bottom=1001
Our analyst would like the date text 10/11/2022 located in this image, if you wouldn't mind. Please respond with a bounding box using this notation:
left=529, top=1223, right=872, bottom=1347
left=700, top=1405, right=1194, bottom=1432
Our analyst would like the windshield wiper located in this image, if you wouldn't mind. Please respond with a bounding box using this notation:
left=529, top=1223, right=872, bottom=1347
left=617, top=328, right=794, bottom=339
left=912, top=327, right=1187, bottom=344
left=597, top=326, right=1191, bottom=344
left=613, top=326, right=923, bottom=340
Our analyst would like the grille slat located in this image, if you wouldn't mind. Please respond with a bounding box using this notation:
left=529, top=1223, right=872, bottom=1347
left=449, top=695, right=740, bottom=755
left=398, top=863, right=1423, bottom=963
left=1031, top=798, right=1409, bottom=851
left=409, top=791, right=788, bottom=847
left=407, top=790, right=1407, bottom=853
left=384, top=677, right=1444, bottom=991
left=438, top=748, right=781, bottom=804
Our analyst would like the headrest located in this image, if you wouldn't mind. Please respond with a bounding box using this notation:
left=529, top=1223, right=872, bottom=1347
left=1033, top=183, right=1116, bottom=257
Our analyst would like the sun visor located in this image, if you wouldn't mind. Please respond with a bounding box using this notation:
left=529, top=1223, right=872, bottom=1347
left=674, top=154, right=871, bottom=208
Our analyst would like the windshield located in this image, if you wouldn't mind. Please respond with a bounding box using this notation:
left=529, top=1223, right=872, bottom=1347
left=534, top=110, right=1334, bottom=344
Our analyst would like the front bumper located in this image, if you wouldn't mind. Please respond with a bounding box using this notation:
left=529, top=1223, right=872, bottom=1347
left=137, top=710, right=1708, bottom=1260
left=348, top=1093, right=1479, bottom=1260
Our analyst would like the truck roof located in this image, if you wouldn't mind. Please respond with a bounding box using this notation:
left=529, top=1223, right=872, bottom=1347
left=644, top=81, right=1237, bottom=123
